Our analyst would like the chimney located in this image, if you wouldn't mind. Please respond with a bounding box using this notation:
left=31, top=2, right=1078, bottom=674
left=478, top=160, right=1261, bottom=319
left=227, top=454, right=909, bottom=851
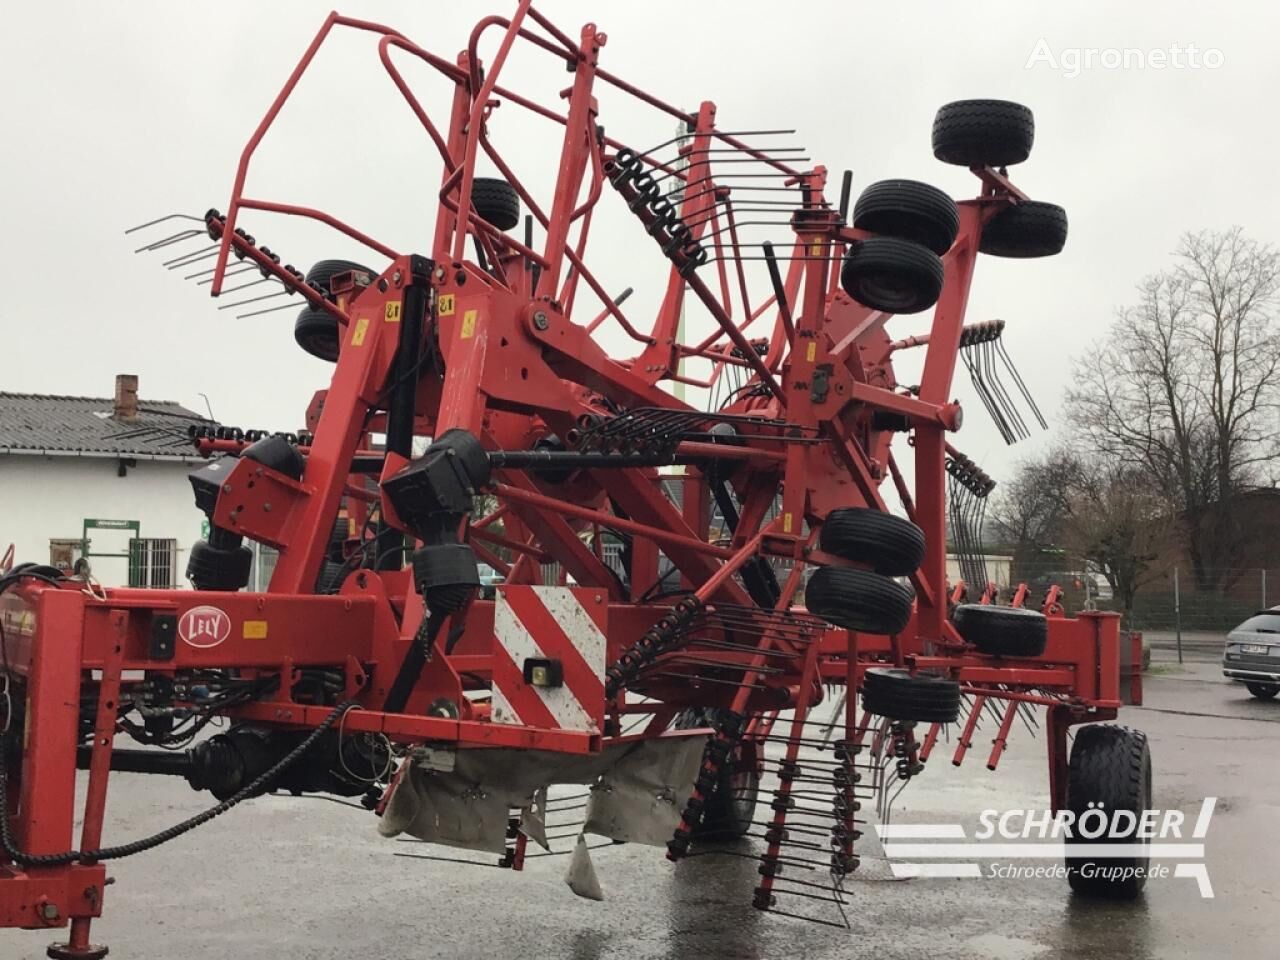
left=114, top=374, right=139, bottom=421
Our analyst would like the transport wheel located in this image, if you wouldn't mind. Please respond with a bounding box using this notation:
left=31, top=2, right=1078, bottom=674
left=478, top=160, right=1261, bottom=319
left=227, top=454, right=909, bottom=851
left=293, top=259, right=376, bottom=362
left=852, top=179, right=960, bottom=255
left=326, top=515, right=352, bottom=564
left=294, top=306, right=341, bottom=362
left=979, top=201, right=1068, bottom=258
left=861, top=667, right=961, bottom=723
left=806, top=566, right=915, bottom=635
left=316, top=560, right=347, bottom=594
left=305, top=258, right=377, bottom=290
left=1065, top=725, right=1153, bottom=899
left=470, top=177, right=521, bottom=231
left=953, top=603, right=1048, bottom=657
left=819, top=507, right=925, bottom=577
left=841, top=237, right=945, bottom=315
left=673, top=708, right=760, bottom=839
left=1245, top=682, right=1280, bottom=700
left=931, top=99, right=1035, bottom=168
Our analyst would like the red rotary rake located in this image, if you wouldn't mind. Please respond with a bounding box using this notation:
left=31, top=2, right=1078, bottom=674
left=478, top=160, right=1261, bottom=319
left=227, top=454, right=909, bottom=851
left=1, top=4, right=1148, bottom=955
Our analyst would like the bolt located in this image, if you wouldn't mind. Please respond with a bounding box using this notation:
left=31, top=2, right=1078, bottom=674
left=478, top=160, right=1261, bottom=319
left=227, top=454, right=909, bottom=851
left=40, top=902, right=58, bottom=921
left=222, top=484, right=232, bottom=493
left=533, top=310, right=549, bottom=331
left=263, top=503, right=272, bottom=512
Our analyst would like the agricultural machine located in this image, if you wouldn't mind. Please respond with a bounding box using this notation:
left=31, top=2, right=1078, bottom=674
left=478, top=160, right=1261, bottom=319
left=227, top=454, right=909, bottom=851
left=0, top=4, right=1149, bottom=956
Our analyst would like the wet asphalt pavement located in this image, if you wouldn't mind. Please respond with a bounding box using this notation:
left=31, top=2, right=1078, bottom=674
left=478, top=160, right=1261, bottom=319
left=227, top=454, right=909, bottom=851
left=3, top=647, right=1276, bottom=960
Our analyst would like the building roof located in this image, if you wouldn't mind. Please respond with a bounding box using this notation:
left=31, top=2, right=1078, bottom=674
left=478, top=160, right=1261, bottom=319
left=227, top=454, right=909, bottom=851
left=0, top=392, right=211, bottom=460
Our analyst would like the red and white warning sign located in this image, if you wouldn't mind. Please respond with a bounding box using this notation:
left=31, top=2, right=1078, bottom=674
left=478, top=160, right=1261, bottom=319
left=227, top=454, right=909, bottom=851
left=490, top=586, right=607, bottom=733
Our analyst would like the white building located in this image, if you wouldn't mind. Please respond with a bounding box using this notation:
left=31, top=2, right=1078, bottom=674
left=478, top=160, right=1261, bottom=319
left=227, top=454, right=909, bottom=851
left=0, top=375, right=210, bottom=587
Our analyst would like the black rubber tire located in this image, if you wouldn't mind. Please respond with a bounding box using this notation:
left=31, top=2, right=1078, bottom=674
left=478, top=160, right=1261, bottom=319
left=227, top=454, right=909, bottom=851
left=853, top=179, right=960, bottom=255
left=673, top=708, right=759, bottom=840
left=471, top=178, right=521, bottom=231
left=861, top=667, right=961, bottom=723
left=305, top=259, right=376, bottom=289
left=1065, top=725, right=1153, bottom=899
left=806, top=566, right=915, bottom=635
left=953, top=604, right=1048, bottom=657
left=1245, top=682, right=1280, bottom=700
left=293, top=259, right=376, bottom=363
left=979, top=201, right=1068, bottom=258
left=326, top=515, right=351, bottom=564
left=294, top=306, right=340, bottom=362
left=841, top=237, right=945, bottom=315
left=316, top=560, right=347, bottom=595
left=819, top=508, right=925, bottom=577
left=932, top=99, right=1035, bottom=168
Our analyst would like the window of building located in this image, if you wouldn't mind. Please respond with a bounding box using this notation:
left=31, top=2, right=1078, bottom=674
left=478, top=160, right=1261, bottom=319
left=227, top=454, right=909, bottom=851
left=128, top=538, right=178, bottom=588
left=49, top=538, right=85, bottom=575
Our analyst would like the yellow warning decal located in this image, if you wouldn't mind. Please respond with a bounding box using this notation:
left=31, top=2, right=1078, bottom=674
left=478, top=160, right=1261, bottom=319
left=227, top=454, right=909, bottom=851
left=385, top=300, right=402, bottom=323
left=351, top=316, right=370, bottom=347
left=806, top=342, right=817, bottom=362
left=783, top=512, right=793, bottom=534
left=461, top=309, right=478, bottom=340
left=809, top=240, right=823, bottom=256
left=438, top=294, right=456, bottom=316
left=243, top=620, right=269, bottom=640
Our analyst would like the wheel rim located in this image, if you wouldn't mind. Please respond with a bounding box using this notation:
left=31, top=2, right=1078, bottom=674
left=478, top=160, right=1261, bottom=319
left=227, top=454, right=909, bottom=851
left=857, top=275, right=919, bottom=312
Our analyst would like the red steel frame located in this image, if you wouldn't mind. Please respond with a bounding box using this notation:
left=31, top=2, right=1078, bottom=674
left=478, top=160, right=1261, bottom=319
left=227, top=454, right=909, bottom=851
left=0, top=5, right=1141, bottom=954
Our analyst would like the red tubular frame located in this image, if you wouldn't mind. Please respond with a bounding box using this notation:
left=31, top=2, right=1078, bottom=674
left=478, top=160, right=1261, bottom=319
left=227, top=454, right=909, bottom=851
left=2, top=4, right=1142, bottom=951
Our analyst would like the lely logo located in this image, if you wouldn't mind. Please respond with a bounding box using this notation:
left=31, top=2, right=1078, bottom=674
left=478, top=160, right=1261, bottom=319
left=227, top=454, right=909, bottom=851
left=179, top=605, right=231, bottom=648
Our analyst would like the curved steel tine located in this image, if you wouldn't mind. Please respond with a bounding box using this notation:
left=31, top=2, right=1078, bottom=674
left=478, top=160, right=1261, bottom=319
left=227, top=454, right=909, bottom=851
left=216, top=277, right=273, bottom=298
left=163, top=244, right=219, bottom=269
left=238, top=300, right=307, bottom=319
left=134, top=228, right=203, bottom=253
left=217, top=287, right=290, bottom=311
left=124, top=213, right=204, bottom=235
left=194, top=264, right=256, bottom=284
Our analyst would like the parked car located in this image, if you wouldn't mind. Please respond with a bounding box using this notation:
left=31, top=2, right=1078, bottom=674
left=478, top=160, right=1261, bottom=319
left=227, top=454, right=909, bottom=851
left=477, top=563, right=505, bottom=600
left=1222, top=609, right=1280, bottom=700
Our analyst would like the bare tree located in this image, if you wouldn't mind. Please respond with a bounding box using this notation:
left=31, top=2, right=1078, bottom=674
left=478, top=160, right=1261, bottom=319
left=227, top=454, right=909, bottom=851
left=1066, top=227, right=1280, bottom=591
left=989, top=448, right=1080, bottom=572
left=994, top=450, right=1172, bottom=623
left=1059, top=460, right=1172, bottom=623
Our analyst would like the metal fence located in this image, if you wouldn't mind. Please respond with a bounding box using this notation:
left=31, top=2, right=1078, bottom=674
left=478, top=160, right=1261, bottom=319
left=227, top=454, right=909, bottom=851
left=1126, top=567, right=1276, bottom=634
left=995, top=557, right=1277, bottom=634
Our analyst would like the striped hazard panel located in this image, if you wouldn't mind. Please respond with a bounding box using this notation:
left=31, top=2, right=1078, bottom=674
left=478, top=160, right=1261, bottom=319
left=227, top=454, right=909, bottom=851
left=490, top=586, right=608, bottom=732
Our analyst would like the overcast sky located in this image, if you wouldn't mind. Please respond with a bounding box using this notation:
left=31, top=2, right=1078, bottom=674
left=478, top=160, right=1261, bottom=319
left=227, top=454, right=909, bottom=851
left=2, top=1, right=1275, bottom=484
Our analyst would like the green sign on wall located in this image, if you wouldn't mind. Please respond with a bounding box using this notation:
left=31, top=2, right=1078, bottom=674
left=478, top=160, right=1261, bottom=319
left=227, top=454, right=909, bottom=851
left=82, top=518, right=141, bottom=559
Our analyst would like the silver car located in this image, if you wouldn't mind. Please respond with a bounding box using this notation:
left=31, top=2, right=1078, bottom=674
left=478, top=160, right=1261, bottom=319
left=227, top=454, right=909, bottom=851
left=1223, top=609, right=1280, bottom=700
